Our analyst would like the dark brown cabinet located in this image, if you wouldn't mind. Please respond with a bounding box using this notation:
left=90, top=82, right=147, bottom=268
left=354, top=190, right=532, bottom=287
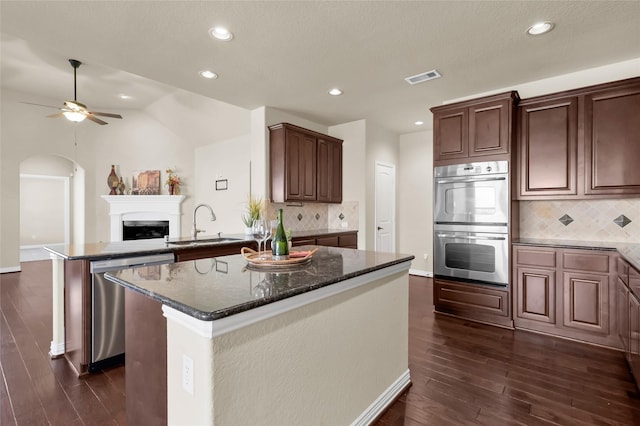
left=617, top=258, right=640, bottom=385
left=290, top=231, right=357, bottom=249
left=517, top=77, right=640, bottom=199
left=431, top=91, right=518, bottom=166
left=517, top=97, right=578, bottom=197
left=512, top=244, right=620, bottom=349
left=317, top=137, right=342, bottom=203
left=269, top=123, right=342, bottom=203
left=584, top=83, right=640, bottom=196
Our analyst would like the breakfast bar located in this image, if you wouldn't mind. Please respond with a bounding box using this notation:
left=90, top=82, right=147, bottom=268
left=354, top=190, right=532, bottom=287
left=105, top=246, right=413, bottom=425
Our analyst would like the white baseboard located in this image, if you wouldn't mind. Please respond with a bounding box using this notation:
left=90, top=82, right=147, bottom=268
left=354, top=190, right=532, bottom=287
left=409, top=268, right=433, bottom=277
left=0, top=266, right=21, bottom=274
left=49, top=341, right=65, bottom=357
left=351, top=369, right=411, bottom=426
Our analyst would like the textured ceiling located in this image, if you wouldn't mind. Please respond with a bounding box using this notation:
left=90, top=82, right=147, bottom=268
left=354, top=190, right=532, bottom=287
left=1, top=1, right=639, bottom=134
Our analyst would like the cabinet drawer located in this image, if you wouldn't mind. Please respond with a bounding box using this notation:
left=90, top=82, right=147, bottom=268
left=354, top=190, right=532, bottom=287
left=316, top=236, right=339, bottom=247
left=515, top=247, right=556, bottom=268
left=562, top=251, right=610, bottom=273
left=338, top=233, right=357, bottom=248
left=435, top=280, right=509, bottom=317
left=292, top=238, right=316, bottom=247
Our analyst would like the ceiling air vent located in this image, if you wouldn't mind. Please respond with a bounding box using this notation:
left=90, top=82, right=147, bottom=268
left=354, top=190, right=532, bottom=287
left=404, top=69, right=441, bottom=85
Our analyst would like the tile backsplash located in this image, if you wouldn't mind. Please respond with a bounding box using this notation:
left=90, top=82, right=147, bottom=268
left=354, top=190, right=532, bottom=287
left=264, top=201, right=359, bottom=232
left=520, top=199, right=640, bottom=242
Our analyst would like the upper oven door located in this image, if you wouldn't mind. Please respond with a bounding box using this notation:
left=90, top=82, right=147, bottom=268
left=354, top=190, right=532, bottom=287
left=434, top=172, right=509, bottom=225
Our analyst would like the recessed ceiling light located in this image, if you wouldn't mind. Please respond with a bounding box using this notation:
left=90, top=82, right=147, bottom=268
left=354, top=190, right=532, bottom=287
left=328, top=88, right=343, bottom=96
left=209, top=26, right=234, bottom=41
left=415, top=121, right=424, bottom=126
left=527, top=21, right=555, bottom=36
left=118, top=94, right=132, bottom=100
left=199, top=70, right=218, bottom=79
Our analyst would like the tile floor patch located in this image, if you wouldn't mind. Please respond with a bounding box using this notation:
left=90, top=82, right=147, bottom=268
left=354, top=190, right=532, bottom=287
left=559, top=214, right=574, bottom=226
left=613, top=214, right=632, bottom=228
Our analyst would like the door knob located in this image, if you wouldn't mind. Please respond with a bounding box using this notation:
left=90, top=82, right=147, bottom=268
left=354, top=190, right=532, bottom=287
left=377, top=226, right=383, bottom=230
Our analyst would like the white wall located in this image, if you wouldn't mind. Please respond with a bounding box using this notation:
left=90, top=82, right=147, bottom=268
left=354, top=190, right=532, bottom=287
left=194, top=134, right=252, bottom=235
left=329, top=120, right=367, bottom=248
left=398, top=131, right=433, bottom=275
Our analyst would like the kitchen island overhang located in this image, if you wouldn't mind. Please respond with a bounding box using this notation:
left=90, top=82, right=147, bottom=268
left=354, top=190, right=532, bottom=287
left=106, top=246, right=413, bottom=425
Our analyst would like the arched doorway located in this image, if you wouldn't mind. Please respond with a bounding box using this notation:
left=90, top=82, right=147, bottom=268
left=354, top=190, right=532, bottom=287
left=19, top=155, right=84, bottom=262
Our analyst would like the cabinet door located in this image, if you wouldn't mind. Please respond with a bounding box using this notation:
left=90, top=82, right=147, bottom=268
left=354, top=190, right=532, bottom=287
left=584, top=83, right=640, bottom=195
left=316, top=236, right=339, bottom=247
left=285, top=129, right=317, bottom=201
left=617, top=277, right=630, bottom=355
left=469, top=99, right=510, bottom=157
left=518, top=97, right=578, bottom=198
left=317, top=138, right=342, bottom=203
left=630, top=292, right=640, bottom=382
left=433, top=108, right=468, bottom=161
left=562, top=272, right=609, bottom=335
left=515, top=266, right=556, bottom=325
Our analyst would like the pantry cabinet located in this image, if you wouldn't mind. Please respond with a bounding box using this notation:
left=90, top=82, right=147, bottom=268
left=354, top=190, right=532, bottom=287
left=269, top=123, right=343, bottom=203
left=512, top=244, right=620, bottom=349
left=431, top=91, right=519, bottom=166
left=517, top=77, right=640, bottom=199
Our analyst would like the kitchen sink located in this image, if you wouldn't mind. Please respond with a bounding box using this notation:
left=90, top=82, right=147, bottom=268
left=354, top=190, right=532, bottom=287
left=166, top=237, right=243, bottom=246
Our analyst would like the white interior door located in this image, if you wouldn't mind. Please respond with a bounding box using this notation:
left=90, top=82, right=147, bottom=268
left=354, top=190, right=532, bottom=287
left=375, top=162, right=396, bottom=253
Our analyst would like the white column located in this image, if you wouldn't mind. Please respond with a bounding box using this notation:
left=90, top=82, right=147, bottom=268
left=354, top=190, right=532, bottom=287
left=49, top=254, right=66, bottom=357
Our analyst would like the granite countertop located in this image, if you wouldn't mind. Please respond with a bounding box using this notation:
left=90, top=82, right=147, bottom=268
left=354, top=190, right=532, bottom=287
left=104, top=246, right=413, bottom=321
left=43, top=229, right=358, bottom=261
left=513, top=238, right=640, bottom=274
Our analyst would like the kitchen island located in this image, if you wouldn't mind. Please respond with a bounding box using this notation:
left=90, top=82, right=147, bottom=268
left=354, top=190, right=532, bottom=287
left=105, top=246, right=413, bottom=425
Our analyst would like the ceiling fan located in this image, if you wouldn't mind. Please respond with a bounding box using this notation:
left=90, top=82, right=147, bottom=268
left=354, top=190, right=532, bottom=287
left=24, top=59, right=123, bottom=125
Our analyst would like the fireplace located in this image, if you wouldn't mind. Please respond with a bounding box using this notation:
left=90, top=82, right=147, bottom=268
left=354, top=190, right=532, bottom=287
left=102, top=195, right=186, bottom=242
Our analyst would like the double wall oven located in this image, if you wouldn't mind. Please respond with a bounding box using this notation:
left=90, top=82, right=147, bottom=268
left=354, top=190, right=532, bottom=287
left=434, top=161, right=509, bottom=286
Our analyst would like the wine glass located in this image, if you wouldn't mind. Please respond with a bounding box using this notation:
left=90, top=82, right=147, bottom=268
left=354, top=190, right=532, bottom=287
left=252, top=219, right=266, bottom=256
left=260, top=223, right=271, bottom=259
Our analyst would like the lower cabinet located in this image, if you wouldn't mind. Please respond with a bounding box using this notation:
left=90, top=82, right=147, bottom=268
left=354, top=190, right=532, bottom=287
left=618, top=258, right=640, bottom=385
left=512, top=245, right=620, bottom=349
left=433, top=279, right=512, bottom=328
left=291, top=231, right=358, bottom=249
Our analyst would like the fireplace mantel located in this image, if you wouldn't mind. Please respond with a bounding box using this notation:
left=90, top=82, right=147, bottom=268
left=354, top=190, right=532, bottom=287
left=101, top=195, right=186, bottom=241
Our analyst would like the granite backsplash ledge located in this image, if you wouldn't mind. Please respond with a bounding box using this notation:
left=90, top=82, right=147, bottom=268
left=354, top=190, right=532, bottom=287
left=264, top=201, right=358, bottom=232
left=520, top=199, right=640, bottom=243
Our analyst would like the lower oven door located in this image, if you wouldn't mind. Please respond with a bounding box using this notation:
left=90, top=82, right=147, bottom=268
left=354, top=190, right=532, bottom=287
left=434, top=229, right=508, bottom=286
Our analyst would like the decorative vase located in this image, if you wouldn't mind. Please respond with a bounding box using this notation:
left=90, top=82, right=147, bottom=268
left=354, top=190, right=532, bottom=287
left=117, top=177, right=125, bottom=195
left=169, top=184, right=175, bottom=195
left=107, top=165, right=119, bottom=195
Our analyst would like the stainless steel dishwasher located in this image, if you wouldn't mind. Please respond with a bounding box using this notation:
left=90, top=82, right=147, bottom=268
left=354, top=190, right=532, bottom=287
left=89, top=253, right=174, bottom=372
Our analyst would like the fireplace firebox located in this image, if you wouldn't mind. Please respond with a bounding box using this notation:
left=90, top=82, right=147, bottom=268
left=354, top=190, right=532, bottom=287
left=122, top=220, right=169, bottom=241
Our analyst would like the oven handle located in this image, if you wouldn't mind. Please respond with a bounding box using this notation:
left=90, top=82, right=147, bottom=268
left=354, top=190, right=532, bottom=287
left=435, top=176, right=507, bottom=184
left=436, top=233, right=506, bottom=241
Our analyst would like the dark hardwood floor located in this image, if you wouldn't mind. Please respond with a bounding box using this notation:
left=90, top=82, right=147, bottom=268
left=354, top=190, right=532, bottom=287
left=2, top=261, right=639, bottom=425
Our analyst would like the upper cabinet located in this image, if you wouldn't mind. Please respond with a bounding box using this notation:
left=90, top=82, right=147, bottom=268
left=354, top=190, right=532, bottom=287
left=431, top=91, right=519, bottom=166
left=517, top=77, right=640, bottom=199
left=584, top=82, right=640, bottom=196
left=269, top=123, right=343, bottom=203
left=518, top=96, right=579, bottom=197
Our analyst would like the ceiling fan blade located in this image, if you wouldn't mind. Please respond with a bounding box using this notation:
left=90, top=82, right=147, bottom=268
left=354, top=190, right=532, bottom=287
left=85, top=114, right=108, bottom=125
left=46, top=112, right=65, bottom=118
left=90, top=112, right=123, bottom=119
left=21, top=101, right=61, bottom=109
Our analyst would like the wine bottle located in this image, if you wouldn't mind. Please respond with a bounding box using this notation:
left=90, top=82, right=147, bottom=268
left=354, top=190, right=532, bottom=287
left=271, top=209, right=289, bottom=260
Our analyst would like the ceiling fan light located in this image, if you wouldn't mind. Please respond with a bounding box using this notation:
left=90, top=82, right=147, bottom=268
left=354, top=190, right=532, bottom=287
left=63, top=111, right=86, bottom=122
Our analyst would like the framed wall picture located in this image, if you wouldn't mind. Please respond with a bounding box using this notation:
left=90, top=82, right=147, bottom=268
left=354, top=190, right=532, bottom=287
left=215, top=179, right=228, bottom=191
left=132, top=170, right=161, bottom=195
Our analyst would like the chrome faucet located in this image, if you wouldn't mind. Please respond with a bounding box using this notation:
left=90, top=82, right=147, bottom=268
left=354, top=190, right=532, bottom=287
left=191, top=203, right=216, bottom=239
